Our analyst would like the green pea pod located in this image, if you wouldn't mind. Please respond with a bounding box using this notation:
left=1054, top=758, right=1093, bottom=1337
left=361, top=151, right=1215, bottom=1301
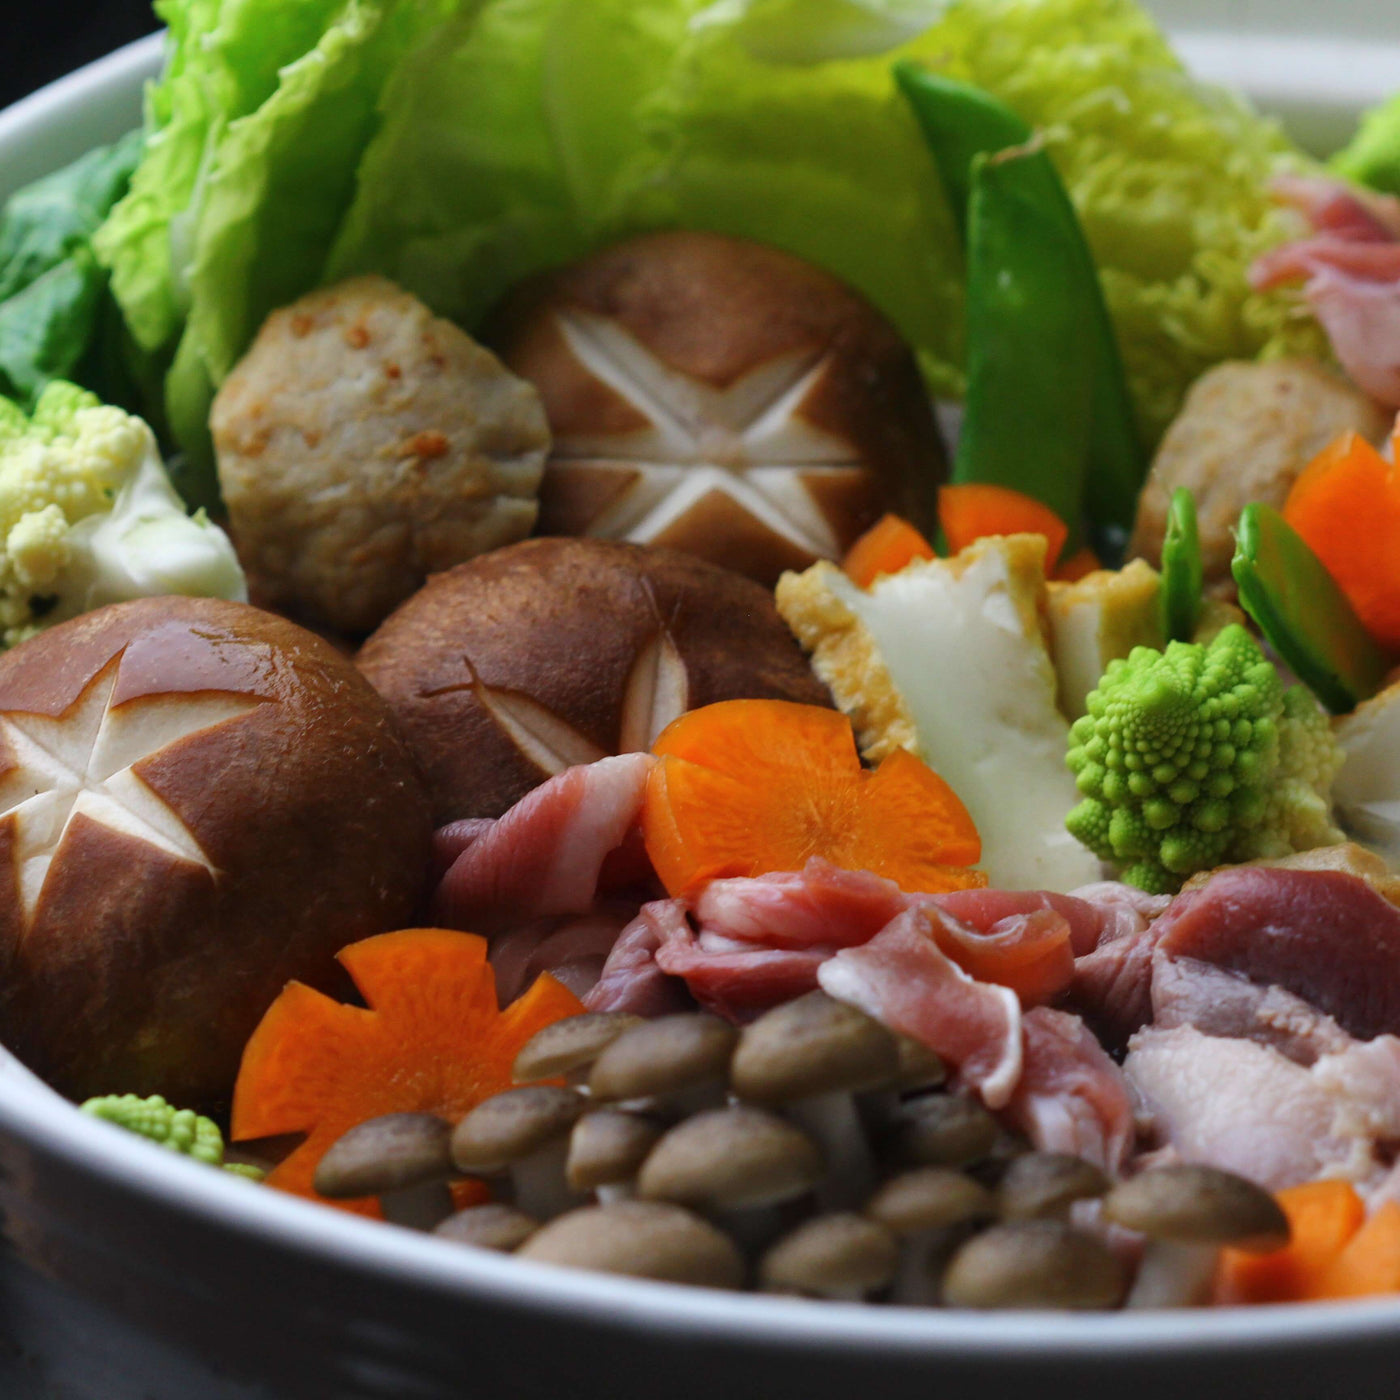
left=893, top=64, right=1144, bottom=554
left=1160, top=487, right=1203, bottom=642
left=1232, top=502, right=1391, bottom=714
left=955, top=147, right=1093, bottom=533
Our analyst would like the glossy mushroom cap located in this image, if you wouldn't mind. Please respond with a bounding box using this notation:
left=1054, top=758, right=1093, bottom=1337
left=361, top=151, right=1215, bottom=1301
left=512, top=1012, right=642, bottom=1084
left=518, top=1201, right=745, bottom=1288
left=450, top=1087, right=587, bottom=1176
left=314, top=1113, right=452, bottom=1198
left=865, top=1169, right=995, bottom=1236
left=996, top=1154, right=1110, bottom=1222
left=434, top=1203, right=540, bottom=1253
left=357, top=537, right=831, bottom=822
left=1102, top=1166, right=1290, bottom=1252
left=0, top=596, right=431, bottom=1109
left=588, top=1013, right=737, bottom=1106
left=566, top=1110, right=664, bottom=1194
left=488, top=230, right=945, bottom=587
left=760, top=1214, right=900, bottom=1299
left=730, top=991, right=903, bottom=1104
left=636, top=1107, right=823, bottom=1212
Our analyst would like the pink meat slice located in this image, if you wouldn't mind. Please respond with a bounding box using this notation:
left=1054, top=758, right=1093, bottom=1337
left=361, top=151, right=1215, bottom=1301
left=692, top=860, right=909, bottom=950
left=817, top=907, right=1023, bottom=1109
left=936, top=889, right=1112, bottom=957
left=1124, top=1025, right=1400, bottom=1193
left=1154, top=867, right=1400, bottom=1042
left=1249, top=175, right=1400, bottom=407
left=489, top=908, right=639, bottom=1007
left=431, top=753, right=656, bottom=936
left=585, top=901, right=699, bottom=1019
left=1003, top=1007, right=1136, bottom=1173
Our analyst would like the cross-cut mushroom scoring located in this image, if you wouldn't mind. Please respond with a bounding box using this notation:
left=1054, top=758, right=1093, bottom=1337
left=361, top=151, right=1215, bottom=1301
left=358, top=537, right=831, bottom=822
left=489, top=231, right=945, bottom=588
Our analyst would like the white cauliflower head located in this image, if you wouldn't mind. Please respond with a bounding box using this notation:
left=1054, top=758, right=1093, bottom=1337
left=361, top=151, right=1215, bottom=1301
left=0, top=382, right=245, bottom=645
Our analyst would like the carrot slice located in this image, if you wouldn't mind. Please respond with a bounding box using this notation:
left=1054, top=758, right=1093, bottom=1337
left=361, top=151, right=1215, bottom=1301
left=643, top=699, right=985, bottom=899
left=1214, top=1180, right=1366, bottom=1304
left=843, top=514, right=937, bottom=587
left=231, top=929, right=582, bottom=1217
left=1053, top=546, right=1102, bottom=583
left=939, top=483, right=1070, bottom=572
left=1284, top=431, right=1400, bottom=650
left=1311, top=1201, right=1400, bottom=1300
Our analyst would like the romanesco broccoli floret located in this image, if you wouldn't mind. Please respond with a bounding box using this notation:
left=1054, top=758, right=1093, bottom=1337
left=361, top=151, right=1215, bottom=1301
left=1065, top=624, right=1344, bottom=893
left=0, top=382, right=245, bottom=647
left=81, top=1093, right=224, bottom=1165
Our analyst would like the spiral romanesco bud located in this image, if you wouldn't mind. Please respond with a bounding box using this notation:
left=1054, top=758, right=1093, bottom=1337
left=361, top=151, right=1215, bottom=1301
left=1065, top=624, right=1310, bottom=893
left=81, top=1093, right=224, bottom=1165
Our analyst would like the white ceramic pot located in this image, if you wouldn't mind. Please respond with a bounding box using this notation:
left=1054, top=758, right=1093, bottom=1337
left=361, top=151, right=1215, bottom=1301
left=2, top=20, right=1400, bottom=1400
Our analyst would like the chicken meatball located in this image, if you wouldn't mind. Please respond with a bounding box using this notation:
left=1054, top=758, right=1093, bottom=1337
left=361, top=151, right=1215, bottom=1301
left=1129, top=359, right=1391, bottom=592
left=212, top=276, right=550, bottom=635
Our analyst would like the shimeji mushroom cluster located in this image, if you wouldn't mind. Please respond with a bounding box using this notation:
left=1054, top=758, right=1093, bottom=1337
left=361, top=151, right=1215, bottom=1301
left=313, top=994, right=1289, bottom=1309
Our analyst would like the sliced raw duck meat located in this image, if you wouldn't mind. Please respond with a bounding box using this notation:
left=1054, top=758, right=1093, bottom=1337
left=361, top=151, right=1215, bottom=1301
left=692, top=860, right=908, bottom=951
left=1154, top=867, right=1400, bottom=1042
left=585, top=901, right=701, bottom=1020
left=1125, top=1025, right=1400, bottom=1194
left=487, top=907, right=639, bottom=1007
left=1250, top=175, right=1400, bottom=407
left=1151, top=957, right=1354, bottom=1067
left=1063, top=883, right=1173, bottom=1047
left=432, top=753, right=656, bottom=934
left=818, top=907, right=1022, bottom=1109
left=925, top=898, right=1077, bottom=1007
left=1003, top=1008, right=1136, bottom=1173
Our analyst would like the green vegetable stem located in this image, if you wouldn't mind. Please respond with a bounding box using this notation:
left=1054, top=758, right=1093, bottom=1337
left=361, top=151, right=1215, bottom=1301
left=957, top=145, right=1093, bottom=537
left=1232, top=502, right=1392, bottom=715
left=894, top=64, right=1144, bottom=555
left=1160, top=487, right=1203, bottom=643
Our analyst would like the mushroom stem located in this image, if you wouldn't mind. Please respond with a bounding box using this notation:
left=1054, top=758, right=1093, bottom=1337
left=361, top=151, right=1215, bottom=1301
left=507, top=1141, right=583, bottom=1222
left=1126, top=1241, right=1222, bottom=1309
left=783, top=1092, right=875, bottom=1212
left=380, top=1179, right=456, bottom=1231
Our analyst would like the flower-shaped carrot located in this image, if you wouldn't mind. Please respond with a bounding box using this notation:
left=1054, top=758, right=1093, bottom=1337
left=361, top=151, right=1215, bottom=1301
left=642, top=700, right=985, bottom=899
left=1284, top=429, right=1400, bottom=650
left=231, top=929, right=582, bottom=1217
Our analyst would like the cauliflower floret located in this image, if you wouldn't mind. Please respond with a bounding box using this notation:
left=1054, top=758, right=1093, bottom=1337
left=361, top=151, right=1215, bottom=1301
left=1066, top=624, right=1344, bottom=892
left=778, top=535, right=1100, bottom=892
left=0, top=382, right=245, bottom=646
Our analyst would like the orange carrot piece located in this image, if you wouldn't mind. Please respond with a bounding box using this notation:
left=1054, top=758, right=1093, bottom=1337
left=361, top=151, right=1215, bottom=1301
left=231, top=928, right=582, bottom=1217
left=1215, top=1180, right=1367, bottom=1304
left=1311, top=1202, right=1400, bottom=1300
left=643, top=699, right=985, bottom=899
left=843, top=514, right=937, bottom=587
left=939, top=484, right=1070, bottom=572
left=1052, top=546, right=1102, bottom=583
left=1283, top=431, right=1400, bottom=650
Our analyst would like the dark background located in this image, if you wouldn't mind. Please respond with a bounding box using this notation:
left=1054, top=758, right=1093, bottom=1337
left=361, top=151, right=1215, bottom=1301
left=3, top=0, right=158, bottom=108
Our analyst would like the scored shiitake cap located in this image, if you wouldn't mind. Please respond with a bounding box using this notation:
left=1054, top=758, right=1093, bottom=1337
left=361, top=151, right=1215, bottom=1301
left=487, top=230, right=945, bottom=587
left=518, top=1201, right=745, bottom=1289
left=588, top=1013, right=738, bottom=1106
left=760, top=1214, right=900, bottom=1299
left=637, top=1107, right=824, bottom=1211
left=314, top=1113, right=453, bottom=1199
left=566, top=1110, right=665, bottom=1193
left=730, top=991, right=904, bottom=1104
left=434, top=1203, right=541, bottom=1253
left=450, top=1087, right=587, bottom=1176
left=357, top=537, right=832, bottom=824
left=1102, top=1166, right=1290, bottom=1253
left=513, top=1012, right=642, bottom=1084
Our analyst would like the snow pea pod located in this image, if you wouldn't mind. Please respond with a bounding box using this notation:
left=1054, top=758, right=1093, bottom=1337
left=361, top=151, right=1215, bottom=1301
left=894, top=64, right=1143, bottom=555
left=1160, top=487, right=1202, bottom=642
left=956, top=146, right=1093, bottom=536
left=1232, top=502, right=1390, bottom=714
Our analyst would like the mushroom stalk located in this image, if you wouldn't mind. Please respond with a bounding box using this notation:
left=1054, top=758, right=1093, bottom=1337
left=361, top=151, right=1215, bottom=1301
left=380, top=1180, right=456, bottom=1232
left=507, top=1140, right=581, bottom=1222
left=782, top=1092, right=875, bottom=1212
left=1126, top=1241, right=1221, bottom=1309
